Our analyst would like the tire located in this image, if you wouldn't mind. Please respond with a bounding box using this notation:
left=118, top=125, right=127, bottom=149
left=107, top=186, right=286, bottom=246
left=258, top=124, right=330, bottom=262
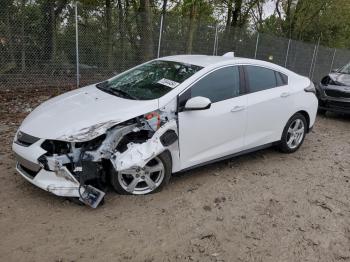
left=110, top=151, right=172, bottom=195
left=279, top=113, right=307, bottom=153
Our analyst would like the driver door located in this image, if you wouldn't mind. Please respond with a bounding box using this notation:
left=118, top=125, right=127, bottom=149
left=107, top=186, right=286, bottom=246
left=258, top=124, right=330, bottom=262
left=178, top=66, right=247, bottom=170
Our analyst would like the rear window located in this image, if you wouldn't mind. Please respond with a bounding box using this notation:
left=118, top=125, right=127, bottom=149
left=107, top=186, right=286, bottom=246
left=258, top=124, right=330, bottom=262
left=245, top=66, right=277, bottom=92
left=245, top=65, right=288, bottom=92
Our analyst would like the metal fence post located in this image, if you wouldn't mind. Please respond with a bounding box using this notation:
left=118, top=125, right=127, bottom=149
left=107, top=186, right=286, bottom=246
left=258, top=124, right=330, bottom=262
left=157, top=14, right=164, bottom=58
left=311, top=37, right=320, bottom=81
left=309, top=44, right=317, bottom=78
left=329, top=48, right=336, bottom=73
left=213, top=25, right=218, bottom=56
left=284, top=39, right=291, bottom=68
left=254, top=33, right=259, bottom=59
left=215, top=26, right=219, bottom=56
left=75, top=1, right=80, bottom=88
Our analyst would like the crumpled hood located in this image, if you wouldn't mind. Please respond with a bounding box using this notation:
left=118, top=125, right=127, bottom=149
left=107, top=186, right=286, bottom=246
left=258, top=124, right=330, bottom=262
left=20, top=85, right=159, bottom=142
left=329, top=73, right=350, bottom=86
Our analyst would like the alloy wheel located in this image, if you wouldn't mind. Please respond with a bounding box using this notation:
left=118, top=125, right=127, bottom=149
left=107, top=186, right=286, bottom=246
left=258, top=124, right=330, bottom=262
left=286, top=119, right=305, bottom=149
left=117, top=157, right=165, bottom=195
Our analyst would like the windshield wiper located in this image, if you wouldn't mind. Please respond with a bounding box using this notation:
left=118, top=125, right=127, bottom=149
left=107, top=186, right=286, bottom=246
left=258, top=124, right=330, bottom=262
left=110, top=88, right=137, bottom=100
left=96, top=81, right=109, bottom=89
left=96, top=82, right=137, bottom=100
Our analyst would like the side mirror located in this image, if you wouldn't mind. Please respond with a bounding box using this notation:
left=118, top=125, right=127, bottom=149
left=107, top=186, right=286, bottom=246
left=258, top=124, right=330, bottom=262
left=184, top=96, right=211, bottom=111
left=331, top=68, right=339, bottom=73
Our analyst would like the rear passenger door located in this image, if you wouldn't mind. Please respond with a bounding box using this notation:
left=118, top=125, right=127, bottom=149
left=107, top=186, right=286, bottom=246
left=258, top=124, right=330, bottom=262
left=243, top=65, right=292, bottom=149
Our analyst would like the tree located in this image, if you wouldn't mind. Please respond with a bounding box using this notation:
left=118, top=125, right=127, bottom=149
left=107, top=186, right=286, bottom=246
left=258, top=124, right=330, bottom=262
left=0, top=0, right=15, bottom=65
left=225, top=0, right=260, bottom=28
left=20, top=0, right=26, bottom=72
left=250, top=0, right=266, bottom=31
left=274, top=0, right=330, bottom=40
left=3, top=0, right=350, bottom=87
left=40, top=0, right=68, bottom=62
left=138, top=0, right=154, bottom=61
left=105, top=0, right=113, bottom=69
left=186, top=0, right=198, bottom=53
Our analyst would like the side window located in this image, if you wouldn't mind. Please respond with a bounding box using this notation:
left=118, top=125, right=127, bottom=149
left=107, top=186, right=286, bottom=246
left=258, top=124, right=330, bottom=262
left=245, top=65, right=277, bottom=92
left=276, top=72, right=288, bottom=86
left=190, top=66, right=240, bottom=103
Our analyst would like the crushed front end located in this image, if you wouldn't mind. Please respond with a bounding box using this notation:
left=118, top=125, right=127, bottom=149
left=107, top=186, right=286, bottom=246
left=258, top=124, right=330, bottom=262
left=317, top=75, right=350, bottom=114
left=12, top=107, right=179, bottom=208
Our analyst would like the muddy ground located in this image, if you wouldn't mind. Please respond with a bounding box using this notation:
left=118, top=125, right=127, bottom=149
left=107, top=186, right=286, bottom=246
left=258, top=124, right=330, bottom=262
left=0, top=88, right=349, bottom=262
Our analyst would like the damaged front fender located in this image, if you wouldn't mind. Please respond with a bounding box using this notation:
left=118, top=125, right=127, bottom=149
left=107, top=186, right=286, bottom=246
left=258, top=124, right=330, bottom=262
left=57, top=120, right=121, bottom=142
left=111, top=120, right=178, bottom=171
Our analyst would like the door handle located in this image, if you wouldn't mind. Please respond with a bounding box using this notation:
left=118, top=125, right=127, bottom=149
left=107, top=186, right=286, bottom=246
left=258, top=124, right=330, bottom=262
left=231, top=106, right=245, bottom=112
left=280, top=92, right=290, bottom=98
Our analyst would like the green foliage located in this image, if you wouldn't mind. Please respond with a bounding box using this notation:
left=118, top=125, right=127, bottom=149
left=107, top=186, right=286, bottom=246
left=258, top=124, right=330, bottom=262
left=258, top=0, right=350, bottom=48
left=2, top=0, right=350, bottom=77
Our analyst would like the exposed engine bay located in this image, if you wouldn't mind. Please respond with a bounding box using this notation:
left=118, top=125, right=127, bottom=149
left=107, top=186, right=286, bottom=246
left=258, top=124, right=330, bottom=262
left=33, top=103, right=179, bottom=208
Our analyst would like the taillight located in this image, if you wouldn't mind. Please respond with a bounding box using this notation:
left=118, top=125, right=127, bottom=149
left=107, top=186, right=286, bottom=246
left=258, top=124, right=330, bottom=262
left=304, top=82, right=316, bottom=94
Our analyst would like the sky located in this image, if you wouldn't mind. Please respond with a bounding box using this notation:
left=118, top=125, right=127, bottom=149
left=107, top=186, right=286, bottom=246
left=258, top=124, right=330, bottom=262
left=263, top=0, right=277, bottom=18
left=211, top=0, right=278, bottom=26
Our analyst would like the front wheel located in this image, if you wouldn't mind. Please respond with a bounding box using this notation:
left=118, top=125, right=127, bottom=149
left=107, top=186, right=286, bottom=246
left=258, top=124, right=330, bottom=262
left=279, top=113, right=307, bottom=153
left=110, top=151, right=172, bottom=195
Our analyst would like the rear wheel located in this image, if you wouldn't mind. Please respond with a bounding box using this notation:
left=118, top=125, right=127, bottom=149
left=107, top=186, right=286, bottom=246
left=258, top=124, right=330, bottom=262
left=279, top=113, right=307, bottom=153
left=110, top=151, right=172, bottom=195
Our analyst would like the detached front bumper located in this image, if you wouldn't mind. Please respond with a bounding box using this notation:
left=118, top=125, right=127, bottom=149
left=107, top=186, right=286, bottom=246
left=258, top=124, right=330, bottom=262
left=16, top=163, right=80, bottom=197
left=13, top=140, right=80, bottom=197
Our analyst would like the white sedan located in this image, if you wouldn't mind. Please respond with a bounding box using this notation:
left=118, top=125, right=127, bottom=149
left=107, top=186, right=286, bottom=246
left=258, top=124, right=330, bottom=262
left=12, top=54, right=318, bottom=207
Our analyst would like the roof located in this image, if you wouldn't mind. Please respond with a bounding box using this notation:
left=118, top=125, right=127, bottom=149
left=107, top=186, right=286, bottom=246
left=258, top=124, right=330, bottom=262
left=159, top=55, right=237, bottom=67
left=159, top=54, right=296, bottom=77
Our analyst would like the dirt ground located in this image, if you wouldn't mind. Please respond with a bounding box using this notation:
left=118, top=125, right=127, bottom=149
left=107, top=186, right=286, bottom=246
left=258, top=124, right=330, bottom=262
left=0, top=88, right=350, bottom=262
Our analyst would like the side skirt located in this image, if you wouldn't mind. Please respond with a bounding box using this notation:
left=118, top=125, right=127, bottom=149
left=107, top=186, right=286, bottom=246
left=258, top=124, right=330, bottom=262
left=176, top=141, right=280, bottom=174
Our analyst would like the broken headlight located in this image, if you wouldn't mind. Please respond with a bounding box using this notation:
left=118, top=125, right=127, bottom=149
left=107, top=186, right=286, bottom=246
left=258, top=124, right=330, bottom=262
left=321, top=76, right=345, bottom=86
left=41, top=140, right=71, bottom=156
left=75, top=134, right=106, bottom=151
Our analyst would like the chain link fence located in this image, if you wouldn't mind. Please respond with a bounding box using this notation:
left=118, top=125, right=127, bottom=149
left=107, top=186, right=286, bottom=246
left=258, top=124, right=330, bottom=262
left=1, top=3, right=350, bottom=90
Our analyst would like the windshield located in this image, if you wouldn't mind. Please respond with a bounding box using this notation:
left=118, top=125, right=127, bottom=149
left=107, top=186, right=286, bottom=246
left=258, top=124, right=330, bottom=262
left=96, top=60, right=203, bottom=100
left=338, top=62, right=350, bottom=74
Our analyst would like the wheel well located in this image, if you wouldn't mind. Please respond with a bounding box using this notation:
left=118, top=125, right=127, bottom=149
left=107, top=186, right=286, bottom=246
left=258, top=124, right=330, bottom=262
left=280, top=110, right=311, bottom=142
left=296, top=110, right=310, bottom=132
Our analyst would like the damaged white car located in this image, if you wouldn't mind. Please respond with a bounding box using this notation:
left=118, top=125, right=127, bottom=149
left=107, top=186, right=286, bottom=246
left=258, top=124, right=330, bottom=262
left=13, top=54, right=318, bottom=207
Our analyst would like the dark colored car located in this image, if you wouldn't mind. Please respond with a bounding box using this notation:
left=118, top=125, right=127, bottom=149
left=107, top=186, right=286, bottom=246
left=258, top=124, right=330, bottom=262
left=316, top=63, right=350, bottom=114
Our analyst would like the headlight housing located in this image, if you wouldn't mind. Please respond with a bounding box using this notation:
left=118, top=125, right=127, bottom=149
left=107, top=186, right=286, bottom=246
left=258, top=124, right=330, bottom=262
left=41, top=140, right=71, bottom=155
left=15, top=131, right=40, bottom=147
left=321, top=76, right=345, bottom=86
left=75, top=134, right=106, bottom=151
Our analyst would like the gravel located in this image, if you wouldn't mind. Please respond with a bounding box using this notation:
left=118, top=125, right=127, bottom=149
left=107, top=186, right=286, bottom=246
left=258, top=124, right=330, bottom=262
left=0, top=88, right=349, bottom=262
